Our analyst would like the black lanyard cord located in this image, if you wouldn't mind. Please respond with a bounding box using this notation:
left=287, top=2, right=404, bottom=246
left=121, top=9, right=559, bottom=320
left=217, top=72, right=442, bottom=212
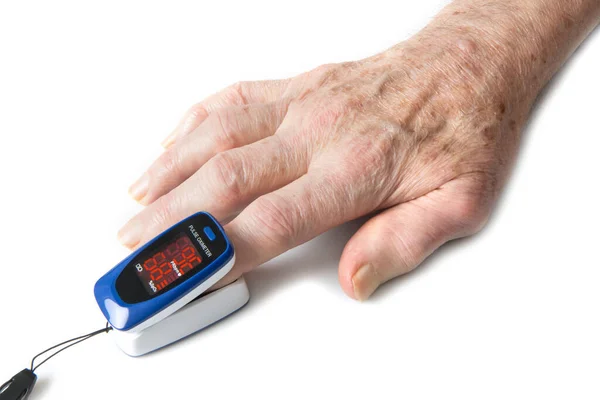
left=1, top=323, right=112, bottom=400
left=30, top=323, right=112, bottom=372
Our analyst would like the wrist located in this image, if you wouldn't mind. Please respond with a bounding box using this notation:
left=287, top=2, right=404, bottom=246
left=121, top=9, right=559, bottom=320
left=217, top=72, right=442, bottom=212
left=380, top=26, right=530, bottom=127
left=413, top=0, right=600, bottom=108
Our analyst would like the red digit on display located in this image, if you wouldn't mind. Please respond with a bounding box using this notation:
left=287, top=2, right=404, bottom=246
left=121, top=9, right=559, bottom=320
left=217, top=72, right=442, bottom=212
left=140, top=234, right=206, bottom=294
left=154, top=252, right=166, bottom=264
left=185, top=246, right=202, bottom=261
left=159, top=262, right=171, bottom=275
left=174, top=254, right=185, bottom=265
left=182, top=246, right=195, bottom=259
left=150, top=268, right=163, bottom=282
left=179, top=262, right=193, bottom=275
left=144, top=259, right=157, bottom=271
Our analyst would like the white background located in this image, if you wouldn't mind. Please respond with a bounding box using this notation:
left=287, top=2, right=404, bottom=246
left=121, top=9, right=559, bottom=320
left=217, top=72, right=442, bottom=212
left=1, top=1, right=598, bottom=399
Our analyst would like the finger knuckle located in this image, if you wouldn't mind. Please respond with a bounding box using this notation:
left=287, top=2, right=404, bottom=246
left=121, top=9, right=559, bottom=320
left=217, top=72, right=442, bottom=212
left=155, top=148, right=184, bottom=180
left=447, top=191, right=490, bottom=235
left=207, top=152, right=244, bottom=201
left=225, top=81, right=250, bottom=105
left=151, top=195, right=178, bottom=229
left=208, top=110, right=239, bottom=152
left=249, top=195, right=299, bottom=247
left=298, top=102, right=346, bottom=139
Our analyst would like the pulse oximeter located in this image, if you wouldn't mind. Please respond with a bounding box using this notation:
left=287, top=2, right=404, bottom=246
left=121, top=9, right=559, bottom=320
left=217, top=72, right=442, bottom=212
left=94, top=212, right=249, bottom=356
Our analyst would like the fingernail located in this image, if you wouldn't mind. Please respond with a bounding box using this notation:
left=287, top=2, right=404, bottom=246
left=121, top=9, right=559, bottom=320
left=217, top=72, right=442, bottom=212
left=352, top=264, right=379, bottom=301
left=129, top=173, right=149, bottom=202
left=117, top=223, right=141, bottom=249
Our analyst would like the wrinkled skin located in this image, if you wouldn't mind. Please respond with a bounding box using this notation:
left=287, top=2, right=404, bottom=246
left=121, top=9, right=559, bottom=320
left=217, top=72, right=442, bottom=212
left=118, top=0, right=599, bottom=300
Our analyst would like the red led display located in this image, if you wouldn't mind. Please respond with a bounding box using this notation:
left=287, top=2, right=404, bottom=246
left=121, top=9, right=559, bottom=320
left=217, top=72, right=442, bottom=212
left=135, top=233, right=202, bottom=295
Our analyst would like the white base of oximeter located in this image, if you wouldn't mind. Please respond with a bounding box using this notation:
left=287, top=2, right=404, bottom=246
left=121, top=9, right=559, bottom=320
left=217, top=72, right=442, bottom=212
left=110, top=276, right=250, bottom=357
left=127, top=255, right=237, bottom=334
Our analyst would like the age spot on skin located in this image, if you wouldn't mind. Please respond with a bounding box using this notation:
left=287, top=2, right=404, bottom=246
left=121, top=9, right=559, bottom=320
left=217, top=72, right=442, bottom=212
left=563, top=16, right=573, bottom=29
left=482, top=126, right=496, bottom=140
left=499, top=102, right=506, bottom=115
left=441, top=142, right=453, bottom=154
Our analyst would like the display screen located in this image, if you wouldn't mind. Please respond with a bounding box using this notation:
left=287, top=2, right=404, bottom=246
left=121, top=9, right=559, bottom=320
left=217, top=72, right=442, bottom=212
left=135, top=233, right=203, bottom=295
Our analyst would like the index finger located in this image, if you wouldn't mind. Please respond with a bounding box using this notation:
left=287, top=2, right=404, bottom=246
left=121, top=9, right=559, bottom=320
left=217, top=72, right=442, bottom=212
left=213, top=169, right=370, bottom=289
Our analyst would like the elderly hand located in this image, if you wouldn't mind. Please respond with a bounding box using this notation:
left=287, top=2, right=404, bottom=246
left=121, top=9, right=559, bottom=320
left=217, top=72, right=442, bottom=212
left=117, top=0, right=599, bottom=300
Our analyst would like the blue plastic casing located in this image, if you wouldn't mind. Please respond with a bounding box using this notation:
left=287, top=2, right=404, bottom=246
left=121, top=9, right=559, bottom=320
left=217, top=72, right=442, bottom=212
left=94, top=212, right=234, bottom=331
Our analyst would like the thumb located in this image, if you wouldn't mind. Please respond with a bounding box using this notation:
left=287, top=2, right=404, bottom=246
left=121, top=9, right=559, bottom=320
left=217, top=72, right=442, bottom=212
left=338, top=178, right=489, bottom=301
